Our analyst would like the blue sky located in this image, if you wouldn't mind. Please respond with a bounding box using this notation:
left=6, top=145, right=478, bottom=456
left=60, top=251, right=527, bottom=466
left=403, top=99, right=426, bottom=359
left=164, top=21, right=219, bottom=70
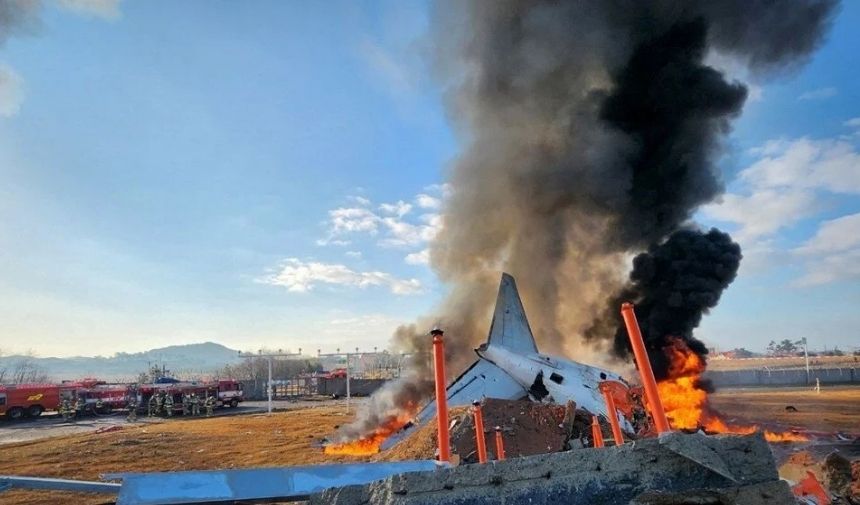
left=0, top=1, right=858, bottom=358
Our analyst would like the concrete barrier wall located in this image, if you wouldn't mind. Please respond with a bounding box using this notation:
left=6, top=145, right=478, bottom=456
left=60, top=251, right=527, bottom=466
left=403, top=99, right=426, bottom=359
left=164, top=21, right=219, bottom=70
left=705, top=367, right=857, bottom=388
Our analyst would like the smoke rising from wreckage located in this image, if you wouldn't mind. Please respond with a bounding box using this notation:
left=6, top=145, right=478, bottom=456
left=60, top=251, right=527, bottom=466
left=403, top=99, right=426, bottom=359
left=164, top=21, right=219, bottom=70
left=336, top=0, right=837, bottom=447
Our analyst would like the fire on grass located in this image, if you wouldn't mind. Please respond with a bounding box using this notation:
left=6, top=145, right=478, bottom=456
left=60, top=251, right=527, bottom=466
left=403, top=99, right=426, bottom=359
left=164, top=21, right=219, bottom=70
left=657, top=337, right=808, bottom=442
left=323, top=407, right=418, bottom=456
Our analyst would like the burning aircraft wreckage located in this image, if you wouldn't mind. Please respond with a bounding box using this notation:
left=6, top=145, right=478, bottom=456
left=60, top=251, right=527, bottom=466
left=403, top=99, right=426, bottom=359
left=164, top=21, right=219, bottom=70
left=4, top=274, right=851, bottom=504
left=325, top=273, right=811, bottom=461
left=3, top=0, right=854, bottom=503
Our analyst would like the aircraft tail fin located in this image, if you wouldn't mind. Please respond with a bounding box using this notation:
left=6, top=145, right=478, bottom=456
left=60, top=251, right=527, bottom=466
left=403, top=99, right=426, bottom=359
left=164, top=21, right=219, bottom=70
left=486, top=273, right=539, bottom=354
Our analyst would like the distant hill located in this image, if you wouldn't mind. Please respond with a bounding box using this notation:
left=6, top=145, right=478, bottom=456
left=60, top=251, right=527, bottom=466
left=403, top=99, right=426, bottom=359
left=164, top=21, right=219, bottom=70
left=0, top=342, right=242, bottom=382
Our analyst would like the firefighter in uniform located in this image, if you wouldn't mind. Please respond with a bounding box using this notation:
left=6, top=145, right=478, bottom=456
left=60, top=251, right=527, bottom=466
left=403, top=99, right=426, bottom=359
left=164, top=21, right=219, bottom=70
left=127, top=397, right=138, bottom=422
left=155, top=392, right=165, bottom=417
left=191, top=393, right=200, bottom=416
left=181, top=394, right=190, bottom=416
left=74, top=397, right=84, bottom=419
left=164, top=394, right=174, bottom=417
left=95, top=398, right=104, bottom=414
left=60, top=399, right=72, bottom=422
left=148, top=394, right=157, bottom=417
left=205, top=395, right=215, bottom=417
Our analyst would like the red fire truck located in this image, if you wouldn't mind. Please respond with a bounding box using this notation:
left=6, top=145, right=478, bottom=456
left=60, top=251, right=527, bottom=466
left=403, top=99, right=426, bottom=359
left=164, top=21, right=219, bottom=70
left=217, top=379, right=244, bottom=408
left=0, top=384, right=63, bottom=419
left=1, top=378, right=244, bottom=419
left=68, top=379, right=134, bottom=413
left=135, top=379, right=243, bottom=413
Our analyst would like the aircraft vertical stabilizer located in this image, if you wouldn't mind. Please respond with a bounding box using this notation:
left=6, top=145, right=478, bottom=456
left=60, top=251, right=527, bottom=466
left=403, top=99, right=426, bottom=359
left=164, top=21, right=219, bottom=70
left=486, top=273, right=538, bottom=354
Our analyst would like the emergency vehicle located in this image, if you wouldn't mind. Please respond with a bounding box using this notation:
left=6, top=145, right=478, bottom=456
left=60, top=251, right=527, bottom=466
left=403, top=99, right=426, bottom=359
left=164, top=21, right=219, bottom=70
left=0, top=384, right=62, bottom=419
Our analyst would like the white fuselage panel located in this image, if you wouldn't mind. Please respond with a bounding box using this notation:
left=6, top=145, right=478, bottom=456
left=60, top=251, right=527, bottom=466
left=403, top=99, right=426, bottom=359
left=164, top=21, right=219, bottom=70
left=477, top=345, right=633, bottom=432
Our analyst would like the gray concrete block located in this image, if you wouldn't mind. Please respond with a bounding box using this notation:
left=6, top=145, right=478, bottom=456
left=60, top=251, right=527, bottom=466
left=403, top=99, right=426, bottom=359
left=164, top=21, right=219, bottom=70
left=310, top=433, right=783, bottom=505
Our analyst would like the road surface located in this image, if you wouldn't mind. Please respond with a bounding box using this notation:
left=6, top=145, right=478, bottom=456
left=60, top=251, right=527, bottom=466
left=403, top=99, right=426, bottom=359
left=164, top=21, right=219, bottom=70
left=0, top=398, right=364, bottom=445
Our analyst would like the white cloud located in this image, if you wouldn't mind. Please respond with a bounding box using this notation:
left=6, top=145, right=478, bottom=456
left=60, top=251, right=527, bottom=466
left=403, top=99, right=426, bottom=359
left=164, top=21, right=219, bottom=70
left=405, top=248, right=429, bottom=265
left=0, top=65, right=24, bottom=118
left=703, top=190, right=818, bottom=241
left=794, top=213, right=860, bottom=256
left=263, top=258, right=422, bottom=295
left=792, top=213, right=860, bottom=287
left=329, top=207, right=380, bottom=235
left=379, top=213, right=441, bottom=248
left=844, top=117, right=860, bottom=129
left=56, top=0, right=121, bottom=19
left=703, top=134, right=860, bottom=287
left=793, top=248, right=860, bottom=286
left=741, top=137, right=860, bottom=194
left=415, top=193, right=441, bottom=209
left=379, top=200, right=412, bottom=217
left=797, top=87, right=838, bottom=101
left=318, top=192, right=444, bottom=251
left=345, top=250, right=363, bottom=259
left=316, top=238, right=350, bottom=247
left=347, top=195, right=371, bottom=206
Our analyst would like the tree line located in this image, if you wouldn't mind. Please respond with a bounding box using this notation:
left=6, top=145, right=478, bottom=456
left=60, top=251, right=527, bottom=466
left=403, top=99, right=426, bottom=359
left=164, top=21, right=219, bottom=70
left=0, top=351, right=50, bottom=384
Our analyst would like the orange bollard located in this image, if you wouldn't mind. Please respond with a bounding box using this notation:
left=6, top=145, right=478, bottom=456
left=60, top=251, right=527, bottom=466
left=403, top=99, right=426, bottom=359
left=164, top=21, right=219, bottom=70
left=620, top=303, right=671, bottom=434
left=599, top=382, right=625, bottom=446
left=472, top=400, right=488, bottom=463
left=591, top=415, right=604, bottom=448
left=431, top=328, right=451, bottom=463
left=494, top=426, right=505, bottom=461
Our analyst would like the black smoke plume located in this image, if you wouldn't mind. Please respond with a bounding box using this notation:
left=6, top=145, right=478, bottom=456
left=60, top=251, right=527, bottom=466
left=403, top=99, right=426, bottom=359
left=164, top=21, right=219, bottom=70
left=588, top=228, right=742, bottom=380
left=335, top=0, right=837, bottom=441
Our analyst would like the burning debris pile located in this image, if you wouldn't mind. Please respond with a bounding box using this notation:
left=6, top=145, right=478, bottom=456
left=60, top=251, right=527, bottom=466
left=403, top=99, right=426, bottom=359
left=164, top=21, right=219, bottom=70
left=377, top=399, right=593, bottom=464
left=323, top=378, right=426, bottom=456
left=333, top=0, right=838, bottom=447
left=656, top=337, right=809, bottom=442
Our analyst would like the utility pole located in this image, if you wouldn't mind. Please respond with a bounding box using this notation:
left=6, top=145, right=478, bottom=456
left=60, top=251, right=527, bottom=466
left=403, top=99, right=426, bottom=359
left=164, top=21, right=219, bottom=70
left=238, top=349, right=302, bottom=415
left=801, top=337, right=810, bottom=385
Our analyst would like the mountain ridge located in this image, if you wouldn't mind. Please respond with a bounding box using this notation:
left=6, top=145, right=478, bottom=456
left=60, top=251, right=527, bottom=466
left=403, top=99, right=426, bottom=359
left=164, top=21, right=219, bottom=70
left=0, top=342, right=243, bottom=382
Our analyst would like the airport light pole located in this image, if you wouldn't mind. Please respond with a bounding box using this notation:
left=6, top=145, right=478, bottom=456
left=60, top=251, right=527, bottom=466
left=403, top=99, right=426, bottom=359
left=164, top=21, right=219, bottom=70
left=317, top=348, right=360, bottom=413
left=317, top=348, right=398, bottom=413
left=238, top=349, right=303, bottom=415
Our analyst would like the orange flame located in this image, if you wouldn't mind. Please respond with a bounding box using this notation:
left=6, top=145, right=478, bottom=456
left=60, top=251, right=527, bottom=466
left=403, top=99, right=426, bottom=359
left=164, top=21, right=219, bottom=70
left=657, top=338, right=808, bottom=443
left=323, top=409, right=416, bottom=456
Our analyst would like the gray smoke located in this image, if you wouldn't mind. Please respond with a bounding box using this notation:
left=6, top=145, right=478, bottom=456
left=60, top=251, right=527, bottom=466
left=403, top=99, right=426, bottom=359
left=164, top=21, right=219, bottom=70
left=0, top=0, right=40, bottom=46
left=331, top=0, right=837, bottom=442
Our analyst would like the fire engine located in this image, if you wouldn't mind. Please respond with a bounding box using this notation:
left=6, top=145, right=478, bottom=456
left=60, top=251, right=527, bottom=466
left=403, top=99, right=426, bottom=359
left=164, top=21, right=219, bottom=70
left=0, top=379, right=244, bottom=419
left=217, top=379, right=244, bottom=408
left=0, top=384, right=63, bottom=419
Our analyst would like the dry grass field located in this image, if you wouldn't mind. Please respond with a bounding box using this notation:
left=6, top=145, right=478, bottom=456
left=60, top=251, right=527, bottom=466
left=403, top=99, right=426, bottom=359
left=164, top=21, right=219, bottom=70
left=710, top=385, right=860, bottom=433
left=1, top=386, right=858, bottom=504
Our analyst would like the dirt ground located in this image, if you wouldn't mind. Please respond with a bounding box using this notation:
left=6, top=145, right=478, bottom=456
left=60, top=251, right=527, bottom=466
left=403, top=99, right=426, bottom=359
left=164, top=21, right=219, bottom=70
left=710, top=385, right=860, bottom=433
left=1, top=387, right=858, bottom=504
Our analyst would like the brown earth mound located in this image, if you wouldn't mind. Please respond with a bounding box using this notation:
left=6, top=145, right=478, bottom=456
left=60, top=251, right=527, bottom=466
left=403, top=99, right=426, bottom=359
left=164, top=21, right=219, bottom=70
left=378, top=398, right=603, bottom=464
